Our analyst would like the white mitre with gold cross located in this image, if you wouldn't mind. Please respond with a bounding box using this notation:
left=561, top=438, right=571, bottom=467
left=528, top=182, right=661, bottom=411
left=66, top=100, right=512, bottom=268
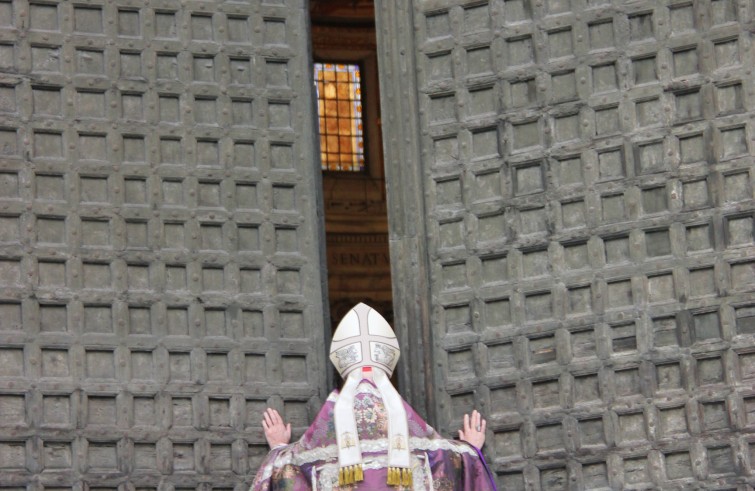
left=329, top=303, right=412, bottom=487
left=329, top=302, right=401, bottom=378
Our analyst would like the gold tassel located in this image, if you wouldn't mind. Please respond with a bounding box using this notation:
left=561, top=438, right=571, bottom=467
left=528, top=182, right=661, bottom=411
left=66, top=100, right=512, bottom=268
left=340, top=465, right=358, bottom=486
left=402, top=468, right=412, bottom=486
left=386, top=467, right=412, bottom=487
left=388, top=467, right=399, bottom=486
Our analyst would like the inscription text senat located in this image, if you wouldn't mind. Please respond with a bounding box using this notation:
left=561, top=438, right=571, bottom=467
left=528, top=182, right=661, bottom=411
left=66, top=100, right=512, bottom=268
left=330, top=252, right=391, bottom=266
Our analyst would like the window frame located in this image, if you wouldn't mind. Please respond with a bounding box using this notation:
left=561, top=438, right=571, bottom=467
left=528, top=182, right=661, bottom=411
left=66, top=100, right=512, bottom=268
left=313, top=60, right=368, bottom=174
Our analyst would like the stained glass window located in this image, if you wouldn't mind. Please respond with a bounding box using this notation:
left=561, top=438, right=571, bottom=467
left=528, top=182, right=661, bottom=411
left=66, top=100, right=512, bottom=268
left=314, top=63, right=365, bottom=171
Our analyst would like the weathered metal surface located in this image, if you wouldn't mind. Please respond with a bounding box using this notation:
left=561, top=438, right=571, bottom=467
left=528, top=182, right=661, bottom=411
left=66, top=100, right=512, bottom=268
left=378, top=0, right=755, bottom=488
left=0, top=0, right=328, bottom=489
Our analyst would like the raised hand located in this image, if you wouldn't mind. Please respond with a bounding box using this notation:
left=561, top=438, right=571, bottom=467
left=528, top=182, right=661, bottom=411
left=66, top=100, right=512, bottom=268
left=262, top=408, right=291, bottom=449
left=458, top=409, right=486, bottom=449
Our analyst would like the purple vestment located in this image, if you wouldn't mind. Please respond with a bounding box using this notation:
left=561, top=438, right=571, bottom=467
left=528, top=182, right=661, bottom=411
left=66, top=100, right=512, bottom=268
left=251, top=379, right=497, bottom=490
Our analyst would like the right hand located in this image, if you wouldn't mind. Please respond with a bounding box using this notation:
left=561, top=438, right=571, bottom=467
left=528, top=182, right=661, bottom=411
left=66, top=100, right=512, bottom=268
left=458, top=410, right=486, bottom=449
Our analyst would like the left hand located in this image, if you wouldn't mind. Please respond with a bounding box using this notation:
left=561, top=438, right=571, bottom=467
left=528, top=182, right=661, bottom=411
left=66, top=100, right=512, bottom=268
left=262, top=408, right=291, bottom=449
left=458, top=409, right=486, bottom=449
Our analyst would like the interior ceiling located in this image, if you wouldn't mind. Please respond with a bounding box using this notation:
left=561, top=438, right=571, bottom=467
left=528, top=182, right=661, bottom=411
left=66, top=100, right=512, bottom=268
left=310, top=0, right=375, bottom=25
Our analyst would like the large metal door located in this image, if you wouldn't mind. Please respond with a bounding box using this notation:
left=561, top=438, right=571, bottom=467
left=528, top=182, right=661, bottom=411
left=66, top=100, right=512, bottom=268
left=0, top=1, right=327, bottom=489
left=377, top=0, right=755, bottom=488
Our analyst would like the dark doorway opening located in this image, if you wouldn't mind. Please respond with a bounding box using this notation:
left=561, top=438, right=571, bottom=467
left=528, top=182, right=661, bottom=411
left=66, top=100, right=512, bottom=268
left=309, top=1, right=394, bottom=353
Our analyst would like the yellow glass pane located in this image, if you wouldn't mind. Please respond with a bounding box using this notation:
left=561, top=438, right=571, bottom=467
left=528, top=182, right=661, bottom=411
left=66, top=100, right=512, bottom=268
left=326, top=118, right=339, bottom=134
left=339, top=136, right=352, bottom=151
left=324, top=100, right=338, bottom=117
left=337, top=100, right=350, bottom=115
left=327, top=135, right=339, bottom=151
left=337, top=83, right=351, bottom=99
left=338, top=118, right=352, bottom=135
left=314, top=62, right=364, bottom=171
